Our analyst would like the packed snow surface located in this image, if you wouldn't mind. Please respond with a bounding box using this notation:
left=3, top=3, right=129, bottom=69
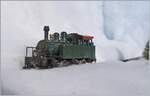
left=1, top=60, right=150, bottom=96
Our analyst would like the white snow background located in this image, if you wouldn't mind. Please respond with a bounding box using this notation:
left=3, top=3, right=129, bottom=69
left=1, top=1, right=150, bottom=95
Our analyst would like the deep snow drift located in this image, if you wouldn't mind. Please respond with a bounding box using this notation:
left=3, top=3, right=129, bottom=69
left=102, top=1, right=149, bottom=60
left=2, top=60, right=150, bottom=96
left=1, top=1, right=150, bottom=95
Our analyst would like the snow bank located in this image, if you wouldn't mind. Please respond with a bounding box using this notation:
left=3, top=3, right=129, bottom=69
left=102, top=1, right=149, bottom=60
left=1, top=60, right=150, bottom=95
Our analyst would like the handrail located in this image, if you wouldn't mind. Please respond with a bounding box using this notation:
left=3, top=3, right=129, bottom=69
left=26, top=47, right=36, bottom=57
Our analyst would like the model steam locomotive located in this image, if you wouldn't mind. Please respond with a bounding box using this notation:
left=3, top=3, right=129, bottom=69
left=23, top=26, right=96, bottom=69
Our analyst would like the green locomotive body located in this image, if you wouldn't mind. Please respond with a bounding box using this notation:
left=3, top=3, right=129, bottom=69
left=24, top=26, right=96, bottom=69
left=61, top=44, right=95, bottom=60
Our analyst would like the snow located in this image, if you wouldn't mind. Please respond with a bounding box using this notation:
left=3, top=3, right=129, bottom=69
left=102, top=1, right=149, bottom=60
left=1, top=1, right=150, bottom=95
left=1, top=60, right=150, bottom=96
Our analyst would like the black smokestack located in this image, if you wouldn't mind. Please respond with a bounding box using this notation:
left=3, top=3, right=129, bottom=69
left=43, top=26, right=50, bottom=40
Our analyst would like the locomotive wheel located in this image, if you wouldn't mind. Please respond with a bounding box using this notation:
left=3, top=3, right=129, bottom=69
left=47, top=58, right=59, bottom=68
left=71, top=59, right=79, bottom=64
left=85, top=59, right=93, bottom=63
left=36, top=56, right=48, bottom=69
left=80, top=59, right=86, bottom=64
left=59, top=60, right=70, bottom=67
left=51, top=59, right=59, bottom=67
left=41, top=57, right=48, bottom=67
